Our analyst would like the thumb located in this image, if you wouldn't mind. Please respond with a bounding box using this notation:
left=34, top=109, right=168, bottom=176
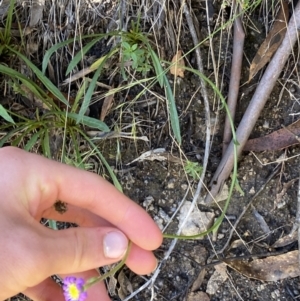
left=43, top=226, right=129, bottom=275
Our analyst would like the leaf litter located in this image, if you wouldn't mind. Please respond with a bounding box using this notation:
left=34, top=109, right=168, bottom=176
left=244, top=119, right=300, bottom=151
left=248, top=1, right=289, bottom=81
left=224, top=250, right=300, bottom=281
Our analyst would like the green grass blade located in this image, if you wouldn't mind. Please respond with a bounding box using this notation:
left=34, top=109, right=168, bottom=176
left=90, top=48, right=118, bottom=71
left=5, top=0, right=16, bottom=40
left=25, top=130, right=41, bottom=151
left=7, top=47, right=69, bottom=107
left=0, top=125, right=25, bottom=147
left=10, top=125, right=38, bottom=147
left=66, top=38, right=103, bottom=76
left=69, top=128, right=84, bottom=168
left=80, top=132, right=122, bottom=192
left=0, top=105, right=14, bottom=123
left=148, top=48, right=164, bottom=87
left=58, top=112, right=110, bottom=132
left=42, top=38, right=77, bottom=74
left=164, top=76, right=181, bottom=145
left=0, top=65, right=48, bottom=102
left=71, top=79, right=88, bottom=113
left=42, top=32, right=118, bottom=74
left=42, top=129, right=51, bottom=158
left=76, top=53, right=111, bottom=123
left=77, top=69, right=101, bottom=123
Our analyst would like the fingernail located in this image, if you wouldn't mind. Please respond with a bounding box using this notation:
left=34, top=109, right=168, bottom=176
left=103, top=231, right=128, bottom=259
left=152, top=258, right=159, bottom=273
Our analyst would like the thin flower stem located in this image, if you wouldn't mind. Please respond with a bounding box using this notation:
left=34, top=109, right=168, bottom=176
left=83, top=241, right=132, bottom=290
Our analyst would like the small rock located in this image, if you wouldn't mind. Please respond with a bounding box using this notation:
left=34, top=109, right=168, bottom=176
left=143, top=196, right=154, bottom=209
left=206, top=263, right=228, bottom=295
left=158, top=208, right=170, bottom=223
left=249, top=186, right=255, bottom=194
left=178, top=201, right=215, bottom=238
left=153, top=216, right=164, bottom=230
left=181, top=183, right=188, bottom=190
left=166, top=178, right=175, bottom=189
left=217, top=233, right=225, bottom=239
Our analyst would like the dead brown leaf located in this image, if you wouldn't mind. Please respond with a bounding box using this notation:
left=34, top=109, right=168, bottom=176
left=191, top=268, right=206, bottom=292
left=224, top=250, right=300, bottom=281
left=187, top=291, right=210, bottom=301
left=170, top=50, right=185, bottom=78
left=244, top=119, right=300, bottom=152
left=248, top=2, right=288, bottom=81
left=29, top=0, right=45, bottom=26
left=206, top=263, right=228, bottom=295
left=100, top=86, right=114, bottom=121
left=272, top=231, right=298, bottom=248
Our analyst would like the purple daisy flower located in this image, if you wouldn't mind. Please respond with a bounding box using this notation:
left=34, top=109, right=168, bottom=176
left=63, top=277, right=88, bottom=301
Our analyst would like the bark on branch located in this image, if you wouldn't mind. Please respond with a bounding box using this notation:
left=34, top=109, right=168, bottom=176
left=205, top=1, right=300, bottom=204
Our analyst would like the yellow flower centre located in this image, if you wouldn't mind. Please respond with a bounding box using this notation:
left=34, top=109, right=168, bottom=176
left=68, top=284, right=80, bottom=300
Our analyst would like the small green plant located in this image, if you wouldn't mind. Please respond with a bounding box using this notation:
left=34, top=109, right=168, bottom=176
left=121, top=41, right=152, bottom=75
left=120, top=19, right=153, bottom=77
left=184, top=160, right=203, bottom=180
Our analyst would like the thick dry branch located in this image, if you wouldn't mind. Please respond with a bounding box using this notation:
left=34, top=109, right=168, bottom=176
left=222, top=2, right=245, bottom=155
left=205, top=1, right=300, bottom=204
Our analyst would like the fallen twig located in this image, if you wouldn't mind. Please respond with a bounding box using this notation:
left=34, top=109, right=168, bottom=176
left=222, top=1, right=245, bottom=155
left=205, top=1, right=300, bottom=204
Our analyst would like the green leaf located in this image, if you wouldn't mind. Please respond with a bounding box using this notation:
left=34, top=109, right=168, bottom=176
left=0, top=65, right=47, bottom=102
left=235, top=179, right=245, bottom=196
left=122, top=41, right=131, bottom=50
left=71, top=79, right=88, bottom=113
left=42, top=129, right=51, bottom=158
left=76, top=67, right=102, bottom=124
left=76, top=49, right=116, bottom=124
left=5, top=0, right=16, bottom=40
left=149, top=49, right=164, bottom=87
left=90, top=48, right=118, bottom=71
left=63, top=112, right=110, bottom=132
left=164, top=77, right=181, bottom=144
left=42, top=38, right=75, bottom=74
left=0, top=105, right=14, bottom=123
left=25, top=130, right=41, bottom=151
left=131, top=53, right=138, bottom=68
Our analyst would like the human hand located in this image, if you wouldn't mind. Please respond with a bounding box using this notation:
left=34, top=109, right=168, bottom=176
left=0, top=147, right=162, bottom=301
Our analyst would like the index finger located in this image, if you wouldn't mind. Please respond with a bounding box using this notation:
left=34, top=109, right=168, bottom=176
left=3, top=147, right=163, bottom=250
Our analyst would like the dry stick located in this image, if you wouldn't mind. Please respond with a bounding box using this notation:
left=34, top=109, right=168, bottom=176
left=205, top=1, right=300, bottom=204
left=222, top=1, right=245, bottom=155
left=182, top=1, right=211, bottom=169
